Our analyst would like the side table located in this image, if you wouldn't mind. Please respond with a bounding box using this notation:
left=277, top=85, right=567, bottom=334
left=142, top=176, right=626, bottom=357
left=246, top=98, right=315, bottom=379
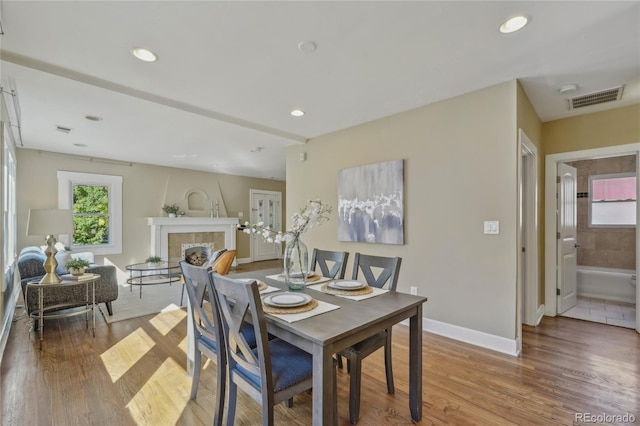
left=126, top=262, right=181, bottom=298
left=26, top=274, right=100, bottom=350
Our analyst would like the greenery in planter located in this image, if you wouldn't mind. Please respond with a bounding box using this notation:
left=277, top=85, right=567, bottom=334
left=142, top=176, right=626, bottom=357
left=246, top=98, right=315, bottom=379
left=64, top=258, right=91, bottom=271
left=162, top=203, right=180, bottom=214
left=145, top=256, right=163, bottom=264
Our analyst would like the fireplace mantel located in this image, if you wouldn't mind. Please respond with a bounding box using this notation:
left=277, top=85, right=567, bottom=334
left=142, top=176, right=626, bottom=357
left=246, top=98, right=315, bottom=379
left=147, top=217, right=239, bottom=262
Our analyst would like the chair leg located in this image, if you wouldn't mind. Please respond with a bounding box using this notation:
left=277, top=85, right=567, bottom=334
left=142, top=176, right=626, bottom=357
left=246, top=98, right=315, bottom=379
left=180, top=284, right=185, bottom=306
left=285, top=397, right=294, bottom=408
left=213, top=357, right=225, bottom=426
left=349, top=356, right=362, bottom=424
left=226, top=381, right=237, bottom=426
left=105, top=301, right=113, bottom=316
left=384, top=337, right=395, bottom=394
left=190, top=350, right=202, bottom=400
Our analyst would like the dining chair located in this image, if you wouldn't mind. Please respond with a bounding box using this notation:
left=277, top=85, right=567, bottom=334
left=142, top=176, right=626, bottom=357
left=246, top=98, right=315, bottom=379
left=210, top=273, right=337, bottom=426
left=310, top=248, right=349, bottom=279
left=337, top=253, right=402, bottom=424
left=179, top=261, right=227, bottom=426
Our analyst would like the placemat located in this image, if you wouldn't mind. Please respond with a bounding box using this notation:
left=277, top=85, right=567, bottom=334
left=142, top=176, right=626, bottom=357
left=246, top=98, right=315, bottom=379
left=307, top=283, right=389, bottom=301
left=263, top=299, right=340, bottom=323
left=262, top=298, right=318, bottom=314
left=260, top=285, right=280, bottom=295
left=320, top=283, right=373, bottom=296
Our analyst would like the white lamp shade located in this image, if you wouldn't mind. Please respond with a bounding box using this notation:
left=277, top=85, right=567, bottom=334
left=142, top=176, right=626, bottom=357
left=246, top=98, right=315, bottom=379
left=26, top=209, right=74, bottom=236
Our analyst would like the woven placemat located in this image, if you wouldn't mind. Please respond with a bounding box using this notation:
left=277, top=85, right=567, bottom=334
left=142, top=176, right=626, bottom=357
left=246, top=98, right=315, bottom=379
left=256, top=281, right=267, bottom=291
left=262, top=298, right=318, bottom=314
left=320, top=283, right=373, bottom=296
left=276, top=273, right=322, bottom=283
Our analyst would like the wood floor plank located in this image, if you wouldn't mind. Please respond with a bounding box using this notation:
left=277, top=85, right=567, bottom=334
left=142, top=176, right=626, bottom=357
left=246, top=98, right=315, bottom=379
left=2, top=263, right=638, bottom=425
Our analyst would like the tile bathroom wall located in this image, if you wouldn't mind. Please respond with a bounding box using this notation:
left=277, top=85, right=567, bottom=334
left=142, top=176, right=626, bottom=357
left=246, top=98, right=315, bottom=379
left=568, top=155, right=637, bottom=270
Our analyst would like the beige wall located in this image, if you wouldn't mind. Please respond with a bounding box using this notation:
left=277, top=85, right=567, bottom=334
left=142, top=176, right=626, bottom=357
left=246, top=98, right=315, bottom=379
left=286, top=81, right=519, bottom=340
left=543, top=104, right=640, bottom=155
left=567, top=155, right=636, bottom=270
left=16, top=149, right=285, bottom=268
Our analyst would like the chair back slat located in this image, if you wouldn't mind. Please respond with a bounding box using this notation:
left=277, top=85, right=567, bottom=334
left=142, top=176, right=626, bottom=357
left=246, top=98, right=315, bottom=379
left=211, top=274, right=273, bottom=392
left=179, top=261, right=221, bottom=347
left=352, top=253, right=402, bottom=290
left=310, top=249, right=349, bottom=279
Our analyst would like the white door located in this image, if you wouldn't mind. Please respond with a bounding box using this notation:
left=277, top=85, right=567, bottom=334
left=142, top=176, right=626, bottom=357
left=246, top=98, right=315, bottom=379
left=250, top=189, right=282, bottom=262
left=557, top=163, right=578, bottom=314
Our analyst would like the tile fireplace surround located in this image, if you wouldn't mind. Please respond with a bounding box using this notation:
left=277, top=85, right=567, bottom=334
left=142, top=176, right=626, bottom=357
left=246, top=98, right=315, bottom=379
left=147, top=217, right=238, bottom=263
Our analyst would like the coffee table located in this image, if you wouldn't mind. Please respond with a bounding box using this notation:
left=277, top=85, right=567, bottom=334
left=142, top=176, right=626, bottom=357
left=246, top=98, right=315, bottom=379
left=126, top=261, right=181, bottom=298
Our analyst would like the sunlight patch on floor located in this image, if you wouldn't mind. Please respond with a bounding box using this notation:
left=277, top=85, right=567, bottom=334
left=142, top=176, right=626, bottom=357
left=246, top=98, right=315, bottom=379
left=178, top=335, right=188, bottom=354
left=100, top=327, right=155, bottom=382
left=150, top=305, right=187, bottom=336
left=126, top=357, right=191, bottom=425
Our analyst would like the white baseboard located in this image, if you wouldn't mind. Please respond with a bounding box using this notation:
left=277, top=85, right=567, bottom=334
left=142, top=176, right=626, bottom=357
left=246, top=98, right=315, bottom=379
left=400, top=317, right=519, bottom=357
left=236, top=257, right=251, bottom=264
left=536, top=304, right=545, bottom=325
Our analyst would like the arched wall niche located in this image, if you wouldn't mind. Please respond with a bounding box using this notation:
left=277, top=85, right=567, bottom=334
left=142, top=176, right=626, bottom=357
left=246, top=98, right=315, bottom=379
left=184, top=189, right=209, bottom=212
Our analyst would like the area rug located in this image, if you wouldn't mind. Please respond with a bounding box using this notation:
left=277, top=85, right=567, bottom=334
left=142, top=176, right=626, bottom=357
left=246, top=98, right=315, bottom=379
left=104, top=282, right=185, bottom=323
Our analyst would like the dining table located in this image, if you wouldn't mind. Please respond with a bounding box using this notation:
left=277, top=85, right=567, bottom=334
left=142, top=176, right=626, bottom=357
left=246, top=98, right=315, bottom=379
left=186, top=267, right=428, bottom=425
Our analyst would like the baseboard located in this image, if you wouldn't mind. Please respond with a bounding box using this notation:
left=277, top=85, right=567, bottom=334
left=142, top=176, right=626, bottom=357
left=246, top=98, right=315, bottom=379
left=578, top=292, right=635, bottom=305
left=536, top=304, right=545, bottom=325
left=0, top=285, right=22, bottom=367
left=236, top=257, right=251, bottom=264
left=399, top=317, right=519, bottom=356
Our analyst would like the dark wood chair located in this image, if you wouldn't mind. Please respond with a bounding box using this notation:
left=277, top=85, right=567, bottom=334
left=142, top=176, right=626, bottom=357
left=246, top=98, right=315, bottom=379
left=179, top=261, right=227, bottom=426
left=210, top=273, right=337, bottom=426
left=310, top=248, right=349, bottom=279
left=337, top=253, right=402, bottom=424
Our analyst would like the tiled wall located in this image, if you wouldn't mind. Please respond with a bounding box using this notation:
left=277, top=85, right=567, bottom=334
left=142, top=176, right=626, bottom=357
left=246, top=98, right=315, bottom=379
left=567, top=155, right=636, bottom=270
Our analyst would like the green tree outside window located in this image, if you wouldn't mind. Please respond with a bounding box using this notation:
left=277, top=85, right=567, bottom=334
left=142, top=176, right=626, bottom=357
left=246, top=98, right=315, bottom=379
left=72, top=185, right=110, bottom=245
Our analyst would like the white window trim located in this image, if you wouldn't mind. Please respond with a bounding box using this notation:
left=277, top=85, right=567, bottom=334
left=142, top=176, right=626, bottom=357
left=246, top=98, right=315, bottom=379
left=588, top=171, right=637, bottom=228
left=57, top=171, right=123, bottom=255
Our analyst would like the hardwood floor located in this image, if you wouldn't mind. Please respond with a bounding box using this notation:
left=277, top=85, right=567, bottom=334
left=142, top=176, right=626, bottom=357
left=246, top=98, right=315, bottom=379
left=2, top=262, right=638, bottom=425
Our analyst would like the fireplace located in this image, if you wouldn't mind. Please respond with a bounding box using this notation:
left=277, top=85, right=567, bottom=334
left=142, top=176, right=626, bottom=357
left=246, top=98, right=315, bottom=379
left=147, top=217, right=238, bottom=264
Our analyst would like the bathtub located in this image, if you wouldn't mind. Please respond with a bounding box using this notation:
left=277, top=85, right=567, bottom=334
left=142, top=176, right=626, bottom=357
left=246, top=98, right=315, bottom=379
left=577, top=266, right=636, bottom=304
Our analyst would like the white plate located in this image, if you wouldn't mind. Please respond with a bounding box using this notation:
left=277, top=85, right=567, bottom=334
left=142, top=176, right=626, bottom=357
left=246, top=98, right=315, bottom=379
left=328, top=280, right=366, bottom=290
left=263, top=292, right=312, bottom=307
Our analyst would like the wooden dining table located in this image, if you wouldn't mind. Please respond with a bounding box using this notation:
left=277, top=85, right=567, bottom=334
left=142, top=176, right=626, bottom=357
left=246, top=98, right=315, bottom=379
left=186, top=267, right=428, bottom=425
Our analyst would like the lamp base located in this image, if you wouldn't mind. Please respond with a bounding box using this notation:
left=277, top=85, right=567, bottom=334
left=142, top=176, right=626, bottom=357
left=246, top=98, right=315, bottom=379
left=40, top=235, right=62, bottom=284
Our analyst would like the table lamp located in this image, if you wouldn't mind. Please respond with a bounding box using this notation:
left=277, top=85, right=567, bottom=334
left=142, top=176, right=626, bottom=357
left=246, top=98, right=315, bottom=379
left=26, top=209, right=74, bottom=284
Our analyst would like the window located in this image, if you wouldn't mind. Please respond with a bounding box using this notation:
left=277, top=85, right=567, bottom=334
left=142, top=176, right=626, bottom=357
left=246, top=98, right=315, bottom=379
left=58, top=171, right=123, bottom=255
left=589, top=172, right=636, bottom=227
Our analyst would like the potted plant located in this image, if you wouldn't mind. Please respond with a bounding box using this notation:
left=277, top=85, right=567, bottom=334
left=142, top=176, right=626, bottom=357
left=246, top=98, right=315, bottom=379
left=145, top=256, right=163, bottom=266
left=64, top=258, right=91, bottom=276
left=162, top=203, right=180, bottom=218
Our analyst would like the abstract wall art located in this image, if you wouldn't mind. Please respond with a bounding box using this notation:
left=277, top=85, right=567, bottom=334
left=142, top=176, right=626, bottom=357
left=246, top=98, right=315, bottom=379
left=338, top=159, right=404, bottom=244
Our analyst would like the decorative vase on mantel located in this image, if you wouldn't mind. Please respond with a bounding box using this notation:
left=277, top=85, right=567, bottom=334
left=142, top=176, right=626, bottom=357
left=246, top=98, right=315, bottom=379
left=283, top=237, right=309, bottom=291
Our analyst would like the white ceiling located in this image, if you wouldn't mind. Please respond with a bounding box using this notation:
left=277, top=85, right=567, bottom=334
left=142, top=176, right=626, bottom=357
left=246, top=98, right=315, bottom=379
left=1, top=1, right=639, bottom=180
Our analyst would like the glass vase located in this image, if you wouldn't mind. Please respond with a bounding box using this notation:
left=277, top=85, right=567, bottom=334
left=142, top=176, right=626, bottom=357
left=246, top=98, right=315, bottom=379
left=284, top=237, right=308, bottom=291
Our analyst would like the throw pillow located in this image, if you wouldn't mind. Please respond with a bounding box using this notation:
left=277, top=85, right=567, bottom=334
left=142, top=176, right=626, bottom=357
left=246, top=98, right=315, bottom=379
left=55, top=250, right=73, bottom=275
left=203, top=248, right=227, bottom=270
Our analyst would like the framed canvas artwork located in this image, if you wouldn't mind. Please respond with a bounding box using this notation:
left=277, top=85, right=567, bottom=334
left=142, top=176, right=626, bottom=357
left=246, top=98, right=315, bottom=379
left=338, top=159, right=404, bottom=244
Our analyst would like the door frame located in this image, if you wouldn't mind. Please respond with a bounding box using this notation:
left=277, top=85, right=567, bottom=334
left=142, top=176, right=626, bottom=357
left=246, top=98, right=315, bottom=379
left=544, top=143, right=640, bottom=333
left=249, top=189, right=283, bottom=262
left=518, top=130, right=539, bottom=328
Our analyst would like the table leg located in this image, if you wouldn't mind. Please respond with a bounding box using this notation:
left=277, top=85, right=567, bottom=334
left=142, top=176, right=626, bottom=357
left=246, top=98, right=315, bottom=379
left=409, top=304, right=423, bottom=421
left=312, top=344, right=335, bottom=426
left=38, top=287, right=43, bottom=350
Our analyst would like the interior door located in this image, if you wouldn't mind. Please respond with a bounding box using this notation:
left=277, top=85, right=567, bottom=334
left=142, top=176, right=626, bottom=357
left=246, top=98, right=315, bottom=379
left=557, top=163, right=578, bottom=314
left=250, top=190, right=282, bottom=262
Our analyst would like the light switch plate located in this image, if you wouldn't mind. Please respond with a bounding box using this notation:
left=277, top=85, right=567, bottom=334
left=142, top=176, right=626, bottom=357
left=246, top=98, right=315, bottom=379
left=484, top=220, right=500, bottom=234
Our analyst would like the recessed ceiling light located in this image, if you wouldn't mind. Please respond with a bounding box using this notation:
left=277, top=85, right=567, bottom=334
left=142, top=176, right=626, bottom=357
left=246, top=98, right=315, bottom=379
left=73, top=143, right=87, bottom=147
left=132, top=47, right=158, bottom=62
left=499, top=15, right=528, bottom=34
left=290, top=109, right=305, bottom=117
left=250, top=147, right=263, bottom=153
left=85, top=115, right=103, bottom=122
left=298, top=41, right=317, bottom=54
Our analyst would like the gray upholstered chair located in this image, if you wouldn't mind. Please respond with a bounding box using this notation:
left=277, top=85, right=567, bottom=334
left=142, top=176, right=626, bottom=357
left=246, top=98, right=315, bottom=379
left=310, top=248, right=349, bottom=279
left=338, top=253, right=402, bottom=424
left=211, top=273, right=337, bottom=426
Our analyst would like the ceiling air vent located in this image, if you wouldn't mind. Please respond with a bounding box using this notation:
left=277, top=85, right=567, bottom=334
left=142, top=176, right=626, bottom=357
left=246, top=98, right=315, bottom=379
left=568, top=85, right=624, bottom=110
left=56, top=125, right=72, bottom=134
